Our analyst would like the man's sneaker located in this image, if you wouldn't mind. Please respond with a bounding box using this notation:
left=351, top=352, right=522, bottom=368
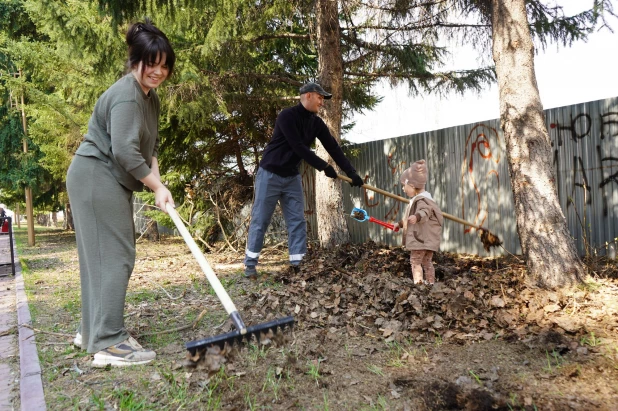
left=92, top=336, right=156, bottom=367
left=73, top=332, right=82, bottom=348
left=244, top=265, right=257, bottom=279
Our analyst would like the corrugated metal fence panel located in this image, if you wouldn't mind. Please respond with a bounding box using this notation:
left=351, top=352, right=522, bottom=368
left=546, top=97, right=618, bottom=255
left=341, top=96, right=618, bottom=256
left=133, top=196, right=175, bottom=236
left=135, top=97, right=616, bottom=254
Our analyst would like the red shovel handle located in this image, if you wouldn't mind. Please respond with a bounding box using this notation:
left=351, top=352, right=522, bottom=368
left=368, top=216, right=399, bottom=232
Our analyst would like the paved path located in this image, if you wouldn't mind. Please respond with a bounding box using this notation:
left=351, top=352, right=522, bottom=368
left=0, top=232, right=46, bottom=410
left=0, top=274, right=18, bottom=410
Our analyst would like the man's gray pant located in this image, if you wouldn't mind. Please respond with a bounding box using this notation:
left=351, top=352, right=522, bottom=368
left=245, top=167, right=306, bottom=267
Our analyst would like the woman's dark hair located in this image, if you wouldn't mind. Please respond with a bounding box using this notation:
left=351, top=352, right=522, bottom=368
left=125, top=19, right=175, bottom=77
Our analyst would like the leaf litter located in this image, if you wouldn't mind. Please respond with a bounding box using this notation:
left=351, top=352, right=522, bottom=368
left=24, top=231, right=618, bottom=410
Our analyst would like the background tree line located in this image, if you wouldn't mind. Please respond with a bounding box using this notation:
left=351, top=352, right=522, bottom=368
left=0, top=0, right=614, bottom=288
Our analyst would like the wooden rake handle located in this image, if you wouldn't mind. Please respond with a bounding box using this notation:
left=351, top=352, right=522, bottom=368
left=337, top=174, right=486, bottom=231
left=165, top=203, right=247, bottom=333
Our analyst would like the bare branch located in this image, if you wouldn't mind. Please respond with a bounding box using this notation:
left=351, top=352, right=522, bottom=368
left=252, top=33, right=310, bottom=42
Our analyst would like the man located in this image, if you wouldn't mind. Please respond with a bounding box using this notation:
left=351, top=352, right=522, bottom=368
left=244, top=82, right=364, bottom=278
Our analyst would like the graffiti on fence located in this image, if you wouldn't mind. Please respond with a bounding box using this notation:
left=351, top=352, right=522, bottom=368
left=460, top=124, right=503, bottom=234
left=549, top=106, right=618, bottom=216
left=383, top=152, right=405, bottom=222
left=363, top=172, right=379, bottom=209
left=360, top=151, right=405, bottom=223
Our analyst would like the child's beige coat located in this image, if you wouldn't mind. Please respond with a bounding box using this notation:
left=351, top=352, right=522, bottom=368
left=398, top=192, right=443, bottom=252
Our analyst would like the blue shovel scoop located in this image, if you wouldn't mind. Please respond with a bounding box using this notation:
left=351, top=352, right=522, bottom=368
left=350, top=207, right=399, bottom=231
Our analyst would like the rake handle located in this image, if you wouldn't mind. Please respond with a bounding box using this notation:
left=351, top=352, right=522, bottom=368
left=337, top=174, right=486, bottom=231
left=165, top=203, right=247, bottom=334
left=368, top=216, right=399, bottom=231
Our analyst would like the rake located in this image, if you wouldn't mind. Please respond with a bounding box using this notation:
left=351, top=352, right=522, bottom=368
left=165, top=203, right=294, bottom=355
left=337, top=175, right=503, bottom=251
left=349, top=207, right=400, bottom=231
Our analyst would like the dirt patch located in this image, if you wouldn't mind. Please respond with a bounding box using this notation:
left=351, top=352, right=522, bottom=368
left=17, top=229, right=618, bottom=410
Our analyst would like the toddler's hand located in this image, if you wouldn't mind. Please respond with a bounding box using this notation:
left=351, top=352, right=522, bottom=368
left=409, top=215, right=417, bottom=224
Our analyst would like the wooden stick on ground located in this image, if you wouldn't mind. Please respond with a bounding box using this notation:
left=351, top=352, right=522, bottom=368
left=20, top=324, right=73, bottom=339
left=137, top=309, right=208, bottom=337
left=0, top=326, right=16, bottom=337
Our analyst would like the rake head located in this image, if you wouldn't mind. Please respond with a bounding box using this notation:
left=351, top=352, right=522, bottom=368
left=480, top=228, right=503, bottom=251
left=185, top=315, right=295, bottom=355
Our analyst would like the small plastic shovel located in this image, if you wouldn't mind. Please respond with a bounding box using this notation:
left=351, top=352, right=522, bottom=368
left=350, top=207, right=399, bottom=231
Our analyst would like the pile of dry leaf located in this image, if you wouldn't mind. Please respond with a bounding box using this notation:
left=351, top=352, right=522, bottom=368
left=237, top=242, right=617, bottom=347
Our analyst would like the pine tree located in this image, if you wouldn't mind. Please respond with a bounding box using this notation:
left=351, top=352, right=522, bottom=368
left=471, top=0, right=613, bottom=288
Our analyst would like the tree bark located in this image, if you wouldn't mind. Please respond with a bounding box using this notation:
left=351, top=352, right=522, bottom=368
left=64, top=202, right=74, bottom=230
left=491, top=0, right=585, bottom=288
left=144, top=205, right=160, bottom=241
left=315, top=0, right=350, bottom=248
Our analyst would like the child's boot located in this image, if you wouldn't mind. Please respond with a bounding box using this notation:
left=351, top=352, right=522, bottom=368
left=412, top=267, right=424, bottom=284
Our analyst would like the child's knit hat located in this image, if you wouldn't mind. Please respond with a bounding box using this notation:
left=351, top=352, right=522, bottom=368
left=400, top=159, right=427, bottom=189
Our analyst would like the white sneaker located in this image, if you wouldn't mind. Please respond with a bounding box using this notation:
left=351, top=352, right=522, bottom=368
left=73, top=332, right=82, bottom=348
left=92, top=337, right=156, bottom=367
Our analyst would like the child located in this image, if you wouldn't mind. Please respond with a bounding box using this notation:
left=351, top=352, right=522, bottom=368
left=398, top=160, right=443, bottom=284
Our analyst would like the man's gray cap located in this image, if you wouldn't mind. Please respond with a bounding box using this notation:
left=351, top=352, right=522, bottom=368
left=299, top=82, right=332, bottom=99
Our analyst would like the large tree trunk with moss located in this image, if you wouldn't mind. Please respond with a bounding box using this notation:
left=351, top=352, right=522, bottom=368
left=315, top=0, right=349, bottom=248
left=491, top=0, right=585, bottom=288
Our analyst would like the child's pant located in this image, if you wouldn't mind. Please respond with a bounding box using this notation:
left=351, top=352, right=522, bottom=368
left=410, top=250, right=435, bottom=284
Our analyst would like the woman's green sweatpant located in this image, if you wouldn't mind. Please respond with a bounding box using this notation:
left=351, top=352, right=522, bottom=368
left=66, top=154, right=135, bottom=353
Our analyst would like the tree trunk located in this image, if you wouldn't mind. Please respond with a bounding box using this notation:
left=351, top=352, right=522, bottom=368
left=64, top=202, right=74, bottom=230
left=144, top=217, right=160, bottom=241
left=143, top=205, right=160, bottom=241
left=491, top=0, right=585, bottom=288
left=15, top=203, right=20, bottom=229
left=315, top=0, right=349, bottom=248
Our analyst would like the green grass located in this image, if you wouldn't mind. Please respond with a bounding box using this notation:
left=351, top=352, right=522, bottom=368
left=434, top=332, right=443, bottom=346
left=89, top=393, right=106, bottom=410
left=360, top=394, right=390, bottom=410
left=243, top=385, right=258, bottom=410
left=262, top=366, right=283, bottom=401
left=367, top=364, right=385, bottom=376
left=258, top=277, right=284, bottom=290
left=543, top=350, right=564, bottom=374
left=306, top=359, right=322, bottom=386
left=247, top=343, right=269, bottom=365
left=469, top=369, right=483, bottom=386
left=126, top=289, right=160, bottom=304
left=580, top=332, right=602, bottom=347
left=577, top=280, right=602, bottom=293
left=112, top=389, right=150, bottom=410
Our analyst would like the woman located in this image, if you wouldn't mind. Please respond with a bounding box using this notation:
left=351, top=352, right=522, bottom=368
left=66, top=19, right=175, bottom=367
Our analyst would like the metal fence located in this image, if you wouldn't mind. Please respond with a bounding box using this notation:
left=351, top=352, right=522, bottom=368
left=302, top=96, right=618, bottom=257
left=133, top=196, right=175, bottom=237
left=135, top=96, right=618, bottom=257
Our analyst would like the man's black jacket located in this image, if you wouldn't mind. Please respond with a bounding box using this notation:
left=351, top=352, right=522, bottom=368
left=259, top=103, right=356, bottom=177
